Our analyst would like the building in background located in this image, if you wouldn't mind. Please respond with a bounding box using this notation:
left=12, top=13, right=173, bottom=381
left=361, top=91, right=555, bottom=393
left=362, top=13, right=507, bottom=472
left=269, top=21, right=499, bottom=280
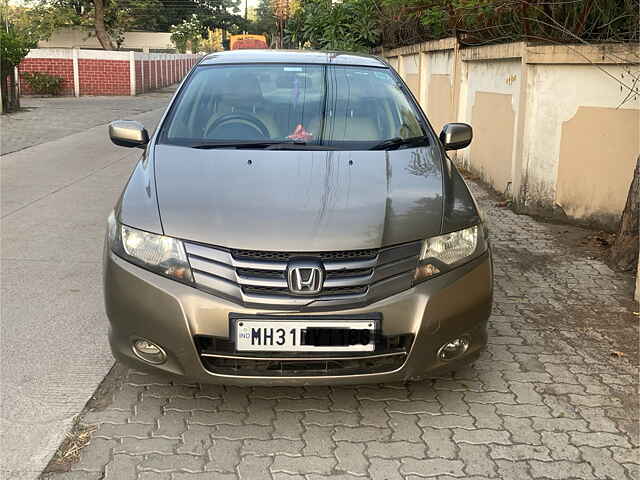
left=38, top=27, right=175, bottom=53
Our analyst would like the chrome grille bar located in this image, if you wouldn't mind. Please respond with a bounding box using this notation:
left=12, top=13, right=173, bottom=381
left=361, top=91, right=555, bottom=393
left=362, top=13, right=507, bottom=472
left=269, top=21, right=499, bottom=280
left=184, top=241, right=421, bottom=307
left=236, top=274, right=287, bottom=288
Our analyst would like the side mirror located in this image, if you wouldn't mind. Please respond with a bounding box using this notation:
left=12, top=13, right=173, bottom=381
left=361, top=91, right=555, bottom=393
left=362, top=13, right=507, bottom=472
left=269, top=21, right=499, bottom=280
left=109, top=120, right=149, bottom=148
left=439, top=123, right=473, bottom=151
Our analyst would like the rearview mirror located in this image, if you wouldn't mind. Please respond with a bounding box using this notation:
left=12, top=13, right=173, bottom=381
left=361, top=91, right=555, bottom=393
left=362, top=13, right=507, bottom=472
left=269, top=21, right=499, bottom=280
left=109, top=120, right=149, bottom=148
left=439, top=123, right=472, bottom=151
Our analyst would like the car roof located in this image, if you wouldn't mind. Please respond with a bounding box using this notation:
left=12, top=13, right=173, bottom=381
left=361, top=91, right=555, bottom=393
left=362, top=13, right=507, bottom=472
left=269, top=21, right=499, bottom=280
left=199, top=49, right=388, bottom=68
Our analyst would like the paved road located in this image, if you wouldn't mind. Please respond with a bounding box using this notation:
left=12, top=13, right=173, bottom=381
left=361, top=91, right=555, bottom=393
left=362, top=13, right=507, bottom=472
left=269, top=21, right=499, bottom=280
left=0, top=91, right=174, bottom=155
left=39, top=181, right=639, bottom=477
left=1, top=92, right=173, bottom=480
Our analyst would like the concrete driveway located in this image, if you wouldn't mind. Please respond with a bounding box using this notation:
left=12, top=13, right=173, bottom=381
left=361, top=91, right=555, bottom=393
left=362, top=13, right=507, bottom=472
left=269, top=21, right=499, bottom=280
left=0, top=96, right=170, bottom=480
left=0, top=92, right=174, bottom=155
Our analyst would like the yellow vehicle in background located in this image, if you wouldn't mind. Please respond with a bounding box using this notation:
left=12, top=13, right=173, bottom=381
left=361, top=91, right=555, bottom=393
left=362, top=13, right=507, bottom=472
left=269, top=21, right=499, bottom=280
left=229, top=34, right=269, bottom=50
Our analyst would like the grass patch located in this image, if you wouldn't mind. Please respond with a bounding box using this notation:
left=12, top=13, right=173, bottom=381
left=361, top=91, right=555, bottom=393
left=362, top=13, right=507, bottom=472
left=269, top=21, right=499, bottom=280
left=42, top=418, right=97, bottom=473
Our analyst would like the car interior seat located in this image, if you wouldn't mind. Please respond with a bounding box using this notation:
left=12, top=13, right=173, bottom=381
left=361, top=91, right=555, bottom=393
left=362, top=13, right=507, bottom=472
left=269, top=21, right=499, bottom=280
left=211, top=72, right=280, bottom=138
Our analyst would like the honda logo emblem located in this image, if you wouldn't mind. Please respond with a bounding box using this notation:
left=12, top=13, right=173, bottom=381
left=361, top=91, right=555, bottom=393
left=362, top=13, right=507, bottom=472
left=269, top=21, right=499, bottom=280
left=287, top=260, right=324, bottom=295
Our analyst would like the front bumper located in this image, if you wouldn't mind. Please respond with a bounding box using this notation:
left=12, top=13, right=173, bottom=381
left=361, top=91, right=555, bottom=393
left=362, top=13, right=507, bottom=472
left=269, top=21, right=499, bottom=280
left=104, top=249, right=492, bottom=385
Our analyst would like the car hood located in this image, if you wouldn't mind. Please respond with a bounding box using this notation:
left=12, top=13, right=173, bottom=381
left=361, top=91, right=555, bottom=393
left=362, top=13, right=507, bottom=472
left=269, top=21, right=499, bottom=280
left=154, top=144, right=444, bottom=251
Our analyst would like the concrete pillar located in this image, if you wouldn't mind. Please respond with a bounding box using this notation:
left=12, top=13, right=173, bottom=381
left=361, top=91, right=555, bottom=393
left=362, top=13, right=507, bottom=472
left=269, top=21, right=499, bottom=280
left=511, top=43, right=530, bottom=204
left=129, top=51, right=136, bottom=96
left=397, top=54, right=405, bottom=80
left=418, top=51, right=427, bottom=108
left=72, top=48, right=80, bottom=97
left=14, top=66, right=20, bottom=98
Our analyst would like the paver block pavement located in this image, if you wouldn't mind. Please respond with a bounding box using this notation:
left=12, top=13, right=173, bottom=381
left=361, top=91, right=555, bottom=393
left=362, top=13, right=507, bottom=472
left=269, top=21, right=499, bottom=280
left=0, top=89, right=176, bottom=155
left=40, top=180, right=639, bottom=479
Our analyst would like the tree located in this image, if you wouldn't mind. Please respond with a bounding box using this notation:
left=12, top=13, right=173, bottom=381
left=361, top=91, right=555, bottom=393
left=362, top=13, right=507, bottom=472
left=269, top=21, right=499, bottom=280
left=170, top=14, right=206, bottom=53
left=0, top=2, right=61, bottom=113
left=608, top=156, right=639, bottom=272
left=0, top=27, right=34, bottom=113
left=119, top=0, right=242, bottom=33
left=285, top=0, right=380, bottom=51
left=377, top=0, right=638, bottom=49
left=26, top=0, right=118, bottom=49
left=246, top=0, right=277, bottom=45
left=93, top=0, right=113, bottom=49
left=30, top=0, right=245, bottom=49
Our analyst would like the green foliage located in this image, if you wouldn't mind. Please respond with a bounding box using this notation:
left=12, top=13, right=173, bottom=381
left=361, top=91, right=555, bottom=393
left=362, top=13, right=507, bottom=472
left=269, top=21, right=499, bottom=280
left=285, top=0, right=380, bottom=51
left=0, top=29, right=35, bottom=78
left=120, top=0, right=243, bottom=33
left=246, top=0, right=277, bottom=43
left=0, top=5, right=40, bottom=79
left=22, top=71, right=64, bottom=95
left=378, top=0, right=639, bottom=48
left=171, top=14, right=206, bottom=53
left=9, top=3, right=75, bottom=42
left=26, top=0, right=245, bottom=49
left=419, top=5, right=447, bottom=38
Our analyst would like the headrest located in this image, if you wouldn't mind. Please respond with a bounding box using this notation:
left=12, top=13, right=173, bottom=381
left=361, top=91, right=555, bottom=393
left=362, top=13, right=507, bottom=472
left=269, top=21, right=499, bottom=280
left=224, top=71, right=263, bottom=103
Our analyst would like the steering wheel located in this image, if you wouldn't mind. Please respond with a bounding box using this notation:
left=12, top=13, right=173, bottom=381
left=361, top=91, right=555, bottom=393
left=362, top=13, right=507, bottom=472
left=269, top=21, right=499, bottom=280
left=204, top=113, right=270, bottom=139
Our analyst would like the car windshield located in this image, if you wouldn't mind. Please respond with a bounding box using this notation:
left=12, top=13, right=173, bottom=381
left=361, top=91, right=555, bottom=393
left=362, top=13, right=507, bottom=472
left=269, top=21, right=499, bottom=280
left=159, top=63, right=427, bottom=150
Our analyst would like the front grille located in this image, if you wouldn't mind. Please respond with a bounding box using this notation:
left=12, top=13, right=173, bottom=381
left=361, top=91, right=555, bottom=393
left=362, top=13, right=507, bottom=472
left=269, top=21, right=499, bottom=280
left=201, top=354, right=407, bottom=376
left=195, top=333, right=413, bottom=377
left=235, top=267, right=282, bottom=279
left=231, top=248, right=378, bottom=262
left=235, top=267, right=374, bottom=280
left=327, top=268, right=374, bottom=278
left=184, top=241, right=421, bottom=308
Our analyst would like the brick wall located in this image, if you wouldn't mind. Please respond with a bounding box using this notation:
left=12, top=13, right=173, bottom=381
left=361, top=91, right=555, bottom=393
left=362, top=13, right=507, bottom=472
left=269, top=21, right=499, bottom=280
left=19, top=58, right=74, bottom=96
left=18, top=49, right=200, bottom=97
left=78, top=59, right=130, bottom=96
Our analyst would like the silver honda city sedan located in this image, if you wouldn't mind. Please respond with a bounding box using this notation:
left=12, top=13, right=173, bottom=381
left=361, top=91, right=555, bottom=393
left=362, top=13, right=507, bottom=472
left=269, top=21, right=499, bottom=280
left=104, top=50, right=492, bottom=385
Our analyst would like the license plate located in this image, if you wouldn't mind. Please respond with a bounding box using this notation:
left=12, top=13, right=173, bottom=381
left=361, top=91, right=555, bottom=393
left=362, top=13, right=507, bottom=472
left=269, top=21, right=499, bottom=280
left=235, top=319, right=376, bottom=352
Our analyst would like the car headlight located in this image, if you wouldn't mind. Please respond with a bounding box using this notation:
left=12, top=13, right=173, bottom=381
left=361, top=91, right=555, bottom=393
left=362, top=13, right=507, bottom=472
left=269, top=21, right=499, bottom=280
left=107, top=211, right=193, bottom=283
left=414, top=225, right=481, bottom=282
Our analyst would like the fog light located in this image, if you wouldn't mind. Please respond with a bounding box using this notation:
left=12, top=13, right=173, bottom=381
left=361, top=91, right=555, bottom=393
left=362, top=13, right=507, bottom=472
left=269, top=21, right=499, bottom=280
left=132, top=339, right=166, bottom=364
left=438, top=337, right=470, bottom=361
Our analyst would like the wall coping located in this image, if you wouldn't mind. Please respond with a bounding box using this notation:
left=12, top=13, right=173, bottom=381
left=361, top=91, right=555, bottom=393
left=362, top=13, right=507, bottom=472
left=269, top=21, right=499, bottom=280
left=380, top=38, right=638, bottom=66
left=25, top=48, right=74, bottom=59
left=380, top=38, right=456, bottom=58
left=461, top=42, right=525, bottom=62
left=525, top=44, right=639, bottom=65
left=26, top=48, right=199, bottom=61
left=134, top=52, right=199, bottom=60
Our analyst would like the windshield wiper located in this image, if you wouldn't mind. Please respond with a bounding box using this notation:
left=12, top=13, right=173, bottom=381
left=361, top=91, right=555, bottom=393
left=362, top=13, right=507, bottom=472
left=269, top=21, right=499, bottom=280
left=369, top=136, right=428, bottom=151
left=190, top=141, right=287, bottom=149
left=265, top=142, right=336, bottom=150
left=190, top=140, right=332, bottom=151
